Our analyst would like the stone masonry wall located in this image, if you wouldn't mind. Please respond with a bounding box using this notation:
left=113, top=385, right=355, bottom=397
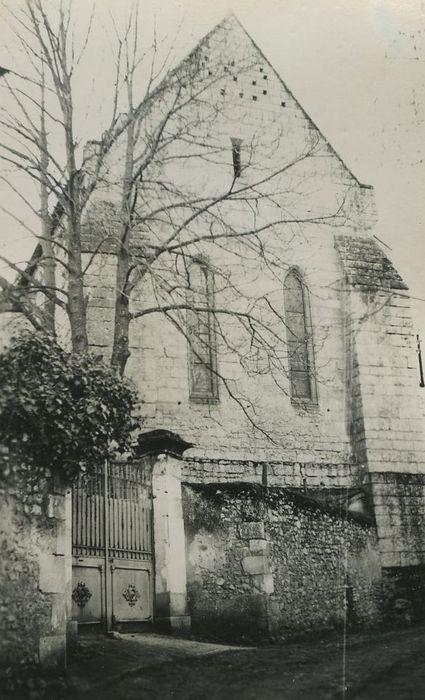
left=335, top=235, right=425, bottom=581
left=80, top=16, right=379, bottom=485
left=85, top=233, right=357, bottom=473
left=0, top=448, right=71, bottom=680
left=182, top=457, right=359, bottom=488
left=335, top=235, right=425, bottom=475
left=183, top=483, right=382, bottom=641
left=370, top=473, right=425, bottom=568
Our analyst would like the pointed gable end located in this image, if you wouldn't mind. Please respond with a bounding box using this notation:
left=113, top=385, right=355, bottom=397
left=189, top=13, right=373, bottom=191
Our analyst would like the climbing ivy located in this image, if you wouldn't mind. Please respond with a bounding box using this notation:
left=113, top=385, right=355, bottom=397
left=0, top=333, right=140, bottom=482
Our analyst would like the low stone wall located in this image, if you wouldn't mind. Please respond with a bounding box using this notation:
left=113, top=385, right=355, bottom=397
left=183, top=483, right=382, bottom=641
left=0, top=448, right=71, bottom=680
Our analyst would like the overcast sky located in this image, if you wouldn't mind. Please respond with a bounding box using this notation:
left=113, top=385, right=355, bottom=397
left=1, top=0, right=425, bottom=330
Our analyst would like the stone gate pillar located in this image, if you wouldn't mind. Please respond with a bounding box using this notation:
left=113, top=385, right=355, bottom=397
left=137, top=430, right=192, bottom=634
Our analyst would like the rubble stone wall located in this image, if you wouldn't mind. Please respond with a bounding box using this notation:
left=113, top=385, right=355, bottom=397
left=182, top=483, right=382, bottom=641
left=0, top=449, right=71, bottom=678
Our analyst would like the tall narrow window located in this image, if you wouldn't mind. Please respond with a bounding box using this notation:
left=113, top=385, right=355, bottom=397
left=187, top=261, right=219, bottom=402
left=284, top=269, right=316, bottom=401
left=231, top=137, right=242, bottom=177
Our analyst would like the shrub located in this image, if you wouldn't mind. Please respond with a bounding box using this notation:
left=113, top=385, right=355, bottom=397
left=0, top=333, right=140, bottom=482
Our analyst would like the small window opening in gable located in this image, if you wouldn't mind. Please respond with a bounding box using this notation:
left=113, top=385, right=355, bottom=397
left=231, top=137, right=242, bottom=178
left=263, top=74, right=268, bottom=80
left=233, top=75, right=238, bottom=81
left=259, top=66, right=264, bottom=72
left=263, top=89, right=267, bottom=95
left=252, top=80, right=256, bottom=85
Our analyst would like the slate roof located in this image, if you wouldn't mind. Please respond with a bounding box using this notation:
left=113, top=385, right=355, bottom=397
left=334, top=234, right=408, bottom=291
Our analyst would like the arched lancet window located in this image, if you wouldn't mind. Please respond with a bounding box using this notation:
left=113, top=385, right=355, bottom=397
left=284, top=269, right=316, bottom=401
left=187, top=261, right=219, bottom=402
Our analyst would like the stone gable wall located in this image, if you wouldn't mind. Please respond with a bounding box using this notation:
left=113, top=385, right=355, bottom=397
left=77, top=18, right=383, bottom=481
left=79, top=18, right=422, bottom=496
left=84, top=17, right=377, bottom=242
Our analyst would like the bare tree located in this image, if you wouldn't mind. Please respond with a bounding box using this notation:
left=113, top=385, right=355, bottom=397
left=0, top=1, right=361, bottom=427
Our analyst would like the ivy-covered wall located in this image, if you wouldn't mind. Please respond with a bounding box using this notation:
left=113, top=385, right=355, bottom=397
left=183, top=483, right=382, bottom=641
left=0, top=447, right=71, bottom=684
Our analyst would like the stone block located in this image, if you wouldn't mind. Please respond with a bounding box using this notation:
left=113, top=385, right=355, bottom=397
left=249, top=538, right=269, bottom=552
left=46, top=494, right=66, bottom=520
left=50, top=594, right=67, bottom=633
left=252, top=573, right=274, bottom=594
left=400, top=551, right=423, bottom=567
left=241, top=555, right=270, bottom=575
left=55, top=517, right=70, bottom=556
left=39, top=553, right=65, bottom=593
left=380, top=552, right=401, bottom=568
left=239, top=522, right=265, bottom=540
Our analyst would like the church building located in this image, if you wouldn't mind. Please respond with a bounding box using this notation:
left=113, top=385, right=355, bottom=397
left=2, top=15, right=425, bottom=666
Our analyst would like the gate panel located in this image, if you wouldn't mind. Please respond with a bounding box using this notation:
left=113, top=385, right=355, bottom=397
left=111, top=562, right=152, bottom=623
left=72, top=560, right=104, bottom=624
left=72, top=461, right=153, bottom=630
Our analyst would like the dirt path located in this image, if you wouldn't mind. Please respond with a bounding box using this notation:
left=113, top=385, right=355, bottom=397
left=61, top=624, right=425, bottom=700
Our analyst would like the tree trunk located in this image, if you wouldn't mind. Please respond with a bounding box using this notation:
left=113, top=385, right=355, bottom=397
left=66, top=167, right=89, bottom=355
left=39, top=77, right=56, bottom=336
left=110, top=106, right=136, bottom=375
left=110, top=267, right=131, bottom=375
left=62, top=62, right=89, bottom=356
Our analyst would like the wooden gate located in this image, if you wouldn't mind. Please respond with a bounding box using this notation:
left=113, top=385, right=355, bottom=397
left=71, top=461, right=153, bottom=630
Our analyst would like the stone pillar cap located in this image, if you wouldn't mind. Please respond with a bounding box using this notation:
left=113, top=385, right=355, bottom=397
left=136, top=429, right=193, bottom=460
